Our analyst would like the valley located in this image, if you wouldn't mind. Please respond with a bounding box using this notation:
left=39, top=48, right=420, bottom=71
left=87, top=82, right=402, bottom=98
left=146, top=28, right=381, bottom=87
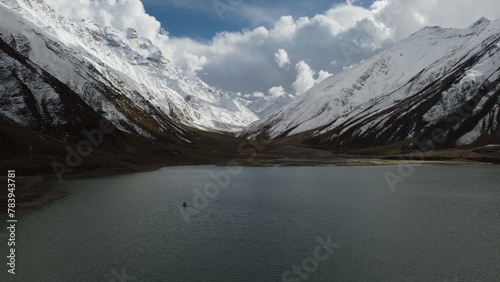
left=1, top=0, right=499, bottom=210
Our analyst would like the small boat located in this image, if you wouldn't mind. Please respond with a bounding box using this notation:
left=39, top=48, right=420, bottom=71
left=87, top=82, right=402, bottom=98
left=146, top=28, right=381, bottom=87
left=182, top=202, right=187, bottom=207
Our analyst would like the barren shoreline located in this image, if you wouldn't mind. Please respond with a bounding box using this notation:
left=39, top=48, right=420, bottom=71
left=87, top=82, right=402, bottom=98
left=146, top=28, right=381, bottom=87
left=3, top=153, right=496, bottom=211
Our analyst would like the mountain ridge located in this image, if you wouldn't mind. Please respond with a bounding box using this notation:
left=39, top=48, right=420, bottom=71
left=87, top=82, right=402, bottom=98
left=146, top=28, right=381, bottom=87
left=0, top=0, right=262, bottom=178
left=240, top=17, right=500, bottom=150
left=1, top=0, right=499, bottom=181
left=0, top=0, right=258, bottom=135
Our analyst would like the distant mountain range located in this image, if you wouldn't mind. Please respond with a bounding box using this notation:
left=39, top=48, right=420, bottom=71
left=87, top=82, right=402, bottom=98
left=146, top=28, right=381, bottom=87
left=1, top=0, right=499, bottom=175
left=241, top=17, right=500, bottom=150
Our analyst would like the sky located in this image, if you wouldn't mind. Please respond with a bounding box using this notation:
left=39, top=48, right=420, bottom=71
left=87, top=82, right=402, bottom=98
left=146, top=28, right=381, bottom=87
left=141, top=0, right=372, bottom=40
left=45, top=0, right=500, bottom=99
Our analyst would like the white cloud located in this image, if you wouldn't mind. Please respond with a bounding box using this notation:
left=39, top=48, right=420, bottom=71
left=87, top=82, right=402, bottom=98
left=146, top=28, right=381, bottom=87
left=274, top=49, right=290, bottom=69
left=172, top=0, right=500, bottom=96
left=268, top=86, right=286, bottom=98
left=316, top=70, right=332, bottom=84
left=371, top=0, right=500, bottom=40
left=292, top=61, right=332, bottom=95
left=182, top=51, right=207, bottom=74
left=42, top=0, right=500, bottom=98
left=343, top=63, right=357, bottom=71
left=292, top=61, right=316, bottom=95
left=168, top=3, right=396, bottom=95
left=45, top=0, right=163, bottom=40
left=253, top=91, right=265, bottom=98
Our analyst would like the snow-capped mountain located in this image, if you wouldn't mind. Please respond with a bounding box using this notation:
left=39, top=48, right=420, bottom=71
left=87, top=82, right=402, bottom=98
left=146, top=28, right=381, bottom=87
left=0, top=0, right=258, bottom=137
left=244, top=94, right=296, bottom=119
left=241, top=18, right=500, bottom=149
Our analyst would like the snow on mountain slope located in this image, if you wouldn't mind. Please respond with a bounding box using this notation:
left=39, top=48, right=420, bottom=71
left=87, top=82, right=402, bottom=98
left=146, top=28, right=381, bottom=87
left=241, top=18, right=500, bottom=148
left=0, top=0, right=257, bottom=134
left=244, top=94, right=296, bottom=119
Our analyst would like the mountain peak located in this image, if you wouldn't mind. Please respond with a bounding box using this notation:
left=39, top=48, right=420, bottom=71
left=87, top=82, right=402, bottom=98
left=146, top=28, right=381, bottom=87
left=469, top=17, right=490, bottom=29
left=241, top=19, right=500, bottom=148
left=0, top=0, right=258, bottom=134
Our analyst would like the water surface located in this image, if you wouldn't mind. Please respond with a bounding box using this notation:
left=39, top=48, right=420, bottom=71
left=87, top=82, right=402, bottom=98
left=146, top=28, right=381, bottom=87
left=2, top=165, right=500, bottom=281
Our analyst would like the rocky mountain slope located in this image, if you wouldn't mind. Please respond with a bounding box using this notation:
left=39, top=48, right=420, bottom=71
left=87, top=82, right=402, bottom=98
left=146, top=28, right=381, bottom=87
left=0, top=0, right=257, bottom=137
left=241, top=18, right=500, bottom=150
left=0, top=25, right=238, bottom=176
left=0, top=0, right=262, bottom=177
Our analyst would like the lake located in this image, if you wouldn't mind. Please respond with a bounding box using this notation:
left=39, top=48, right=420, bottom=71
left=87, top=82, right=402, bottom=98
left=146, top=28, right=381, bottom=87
left=2, top=165, right=500, bottom=281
